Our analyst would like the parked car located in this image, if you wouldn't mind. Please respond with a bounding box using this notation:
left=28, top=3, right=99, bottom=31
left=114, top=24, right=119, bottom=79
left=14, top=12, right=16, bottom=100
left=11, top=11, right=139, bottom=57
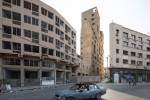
left=55, top=83, right=106, bottom=100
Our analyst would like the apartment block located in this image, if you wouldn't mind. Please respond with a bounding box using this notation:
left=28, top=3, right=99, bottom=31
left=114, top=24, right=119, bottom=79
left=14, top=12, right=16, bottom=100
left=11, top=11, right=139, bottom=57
left=110, top=23, right=150, bottom=82
left=0, top=0, right=79, bottom=87
left=81, top=7, right=104, bottom=80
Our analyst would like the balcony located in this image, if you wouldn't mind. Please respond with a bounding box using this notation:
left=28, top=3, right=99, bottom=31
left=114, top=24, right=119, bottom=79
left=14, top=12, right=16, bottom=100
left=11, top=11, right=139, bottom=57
left=13, top=20, right=21, bottom=25
left=2, top=34, right=12, bottom=38
left=32, top=39, right=39, bottom=43
left=32, top=11, right=39, bottom=16
left=41, top=28, right=48, bottom=33
left=3, top=1, right=11, bottom=8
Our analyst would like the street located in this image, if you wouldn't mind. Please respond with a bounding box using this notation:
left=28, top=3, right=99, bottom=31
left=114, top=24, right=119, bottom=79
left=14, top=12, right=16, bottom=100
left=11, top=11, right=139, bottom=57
left=0, top=83, right=150, bottom=100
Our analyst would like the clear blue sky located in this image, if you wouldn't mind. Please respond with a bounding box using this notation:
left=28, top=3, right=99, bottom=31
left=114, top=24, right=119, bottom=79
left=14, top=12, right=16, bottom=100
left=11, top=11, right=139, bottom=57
left=41, top=0, right=150, bottom=67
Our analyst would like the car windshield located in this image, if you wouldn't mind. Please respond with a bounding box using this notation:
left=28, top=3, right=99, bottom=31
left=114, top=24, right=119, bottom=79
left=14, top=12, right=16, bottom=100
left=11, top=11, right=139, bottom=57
left=69, top=85, right=80, bottom=90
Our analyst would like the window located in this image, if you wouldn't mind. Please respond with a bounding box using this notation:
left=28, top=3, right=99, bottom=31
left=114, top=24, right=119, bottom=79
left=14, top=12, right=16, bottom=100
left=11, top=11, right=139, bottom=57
left=12, top=0, right=20, bottom=6
left=147, top=47, right=150, bottom=51
left=13, top=42, right=21, bottom=50
left=123, top=50, right=128, bottom=55
left=2, top=41, right=11, bottom=49
left=116, top=29, right=119, bottom=36
left=24, top=44, right=39, bottom=53
left=42, top=34, right=47, bottom=42
left=55, top=16, right=60, bottom=26
left=138, top=53, right=142, bottom=58
left=56, top=28, right=60, bottom=35
left=123, top=32, right=128, bottom=39
left=131, top=34, right=136, bottom=41
left=147, top=39, right=150, bottom=45
left=12, top=12, right=21, bottom=21
left=24, top=1, right=31, bottom=10
left=131, top=52, right=136, bottom=57
left=116, top=49, right=119, bottom=54
left=65, top=24, right=71, bottom=33
left=32, top=17, right=38, bottom=26
left=48, top=24, right=53, bottom=31
left=24, top=29, right=31, bottom=38
left=60, top=20, right=64, bottom=27
left=123, top=41, right=128, bottom=47
left=24, top=44, right=31, bottom=52
left=131, top=60, right=136, bottom=65
left=123, top=59, right=128, bottom=64
left=138, top=37, right=142, bottom=42
left=3, top=58, right=20, bottom=65
left=13, top=27, right=21, bottom=36
left=49, top=49, right=54, bottom=56
left=24, top=59, right=39, bottom=67
left=32, top=31, right=39, bottom=40
left=3, top=0, right=11, bottom=3
left=32, top=45, right=39, bottom=53
left=2, top=25, right=11, bottom=34
left=49, top=37, right=53, bottom=43
left=137, top=61, right=142, bottom=66
left=116, top=58, right=119, bottom=63
left=41, top=7, right=47, bottom=16
left=116, top=39, right=119, bottom=44
left=147, top=62, right=150, bottom=66
left=147, top=55, right=150, bottom=59
left=42, top=47, right=47, bottom=54
left=32, top=3, right=39, bottom=12
left=41, top=21, right=48, bottom=32
left=2, top=9, right=11, bottom=19
left=131, top=43, right=136, bottom=48
left=48, top=11, right=53, bottom=19
left=56, top=51, right=60, bottom=57
left=24, top=15, right=31, bottom=24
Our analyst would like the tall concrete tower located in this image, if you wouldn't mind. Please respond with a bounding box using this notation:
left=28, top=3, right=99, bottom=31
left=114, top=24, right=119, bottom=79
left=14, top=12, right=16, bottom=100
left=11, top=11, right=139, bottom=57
left=80, top=7, right=104, bottom=80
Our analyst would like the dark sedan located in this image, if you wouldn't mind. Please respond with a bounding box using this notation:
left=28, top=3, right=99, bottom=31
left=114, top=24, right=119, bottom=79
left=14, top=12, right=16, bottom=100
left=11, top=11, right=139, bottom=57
left=55, top=83, right=106, bottom=100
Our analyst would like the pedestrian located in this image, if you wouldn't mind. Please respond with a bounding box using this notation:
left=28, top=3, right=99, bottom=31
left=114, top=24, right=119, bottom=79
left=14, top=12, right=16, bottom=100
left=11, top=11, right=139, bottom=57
left=132, top=78, right=136, bottom=86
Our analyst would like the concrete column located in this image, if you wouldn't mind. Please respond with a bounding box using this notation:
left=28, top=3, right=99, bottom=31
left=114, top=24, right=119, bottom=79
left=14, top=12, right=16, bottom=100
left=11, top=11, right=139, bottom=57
left=0, top=67, right=3, bottom=80
left=38, top=69, right=42, bottom=85
left=54, top=64, right=56, bottom=84
left=20, top=60, right=24, bottom=87
left=0, top=58, right=3, bottom=80
left=38, top=59, right=42, bottom=85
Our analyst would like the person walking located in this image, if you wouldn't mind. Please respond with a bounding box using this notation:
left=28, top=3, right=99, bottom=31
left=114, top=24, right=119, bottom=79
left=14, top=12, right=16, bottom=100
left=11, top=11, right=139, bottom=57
left=132, top=78, right=136, bottom=86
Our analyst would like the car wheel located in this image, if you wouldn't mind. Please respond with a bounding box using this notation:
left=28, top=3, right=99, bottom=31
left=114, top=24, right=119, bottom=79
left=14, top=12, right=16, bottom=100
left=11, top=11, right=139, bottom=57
left=95, top=93, right=101, bottom=100
left=66, top=97, right=75, bottom=100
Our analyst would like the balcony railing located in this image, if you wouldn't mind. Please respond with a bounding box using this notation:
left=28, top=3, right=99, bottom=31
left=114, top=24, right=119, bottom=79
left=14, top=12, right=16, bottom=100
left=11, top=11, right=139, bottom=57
left=2, top=33, right=12, bottom=38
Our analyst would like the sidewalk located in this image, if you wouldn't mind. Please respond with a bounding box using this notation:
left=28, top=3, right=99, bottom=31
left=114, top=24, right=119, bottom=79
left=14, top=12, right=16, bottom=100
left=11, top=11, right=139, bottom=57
left=0, top=83, right=74, bottom=94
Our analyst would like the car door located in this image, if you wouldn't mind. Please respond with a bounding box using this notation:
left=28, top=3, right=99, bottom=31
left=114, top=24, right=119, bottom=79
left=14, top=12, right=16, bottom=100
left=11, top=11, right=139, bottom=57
left=75, top=86, right=91, bottom=99
left=89, top=85, right=99, bottom=98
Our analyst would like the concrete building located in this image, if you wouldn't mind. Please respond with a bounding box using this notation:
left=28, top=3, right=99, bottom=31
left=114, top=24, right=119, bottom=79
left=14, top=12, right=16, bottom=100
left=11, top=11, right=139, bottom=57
left=110, top=23, right=150, bottom=82
left=0, top=0, right=79, bottom=87
left=80, top=7, right=104, bottom=80
left=75, top=55, right=90, bottom=76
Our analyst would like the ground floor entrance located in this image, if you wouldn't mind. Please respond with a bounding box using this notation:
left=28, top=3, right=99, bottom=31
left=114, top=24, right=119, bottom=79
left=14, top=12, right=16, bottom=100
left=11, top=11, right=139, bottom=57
left=109, top=68, right=150, bottom=83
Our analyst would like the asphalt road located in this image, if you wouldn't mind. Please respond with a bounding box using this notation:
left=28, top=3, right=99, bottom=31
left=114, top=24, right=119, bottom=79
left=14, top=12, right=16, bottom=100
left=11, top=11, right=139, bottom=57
left=0, top=83, right=150, bottom=100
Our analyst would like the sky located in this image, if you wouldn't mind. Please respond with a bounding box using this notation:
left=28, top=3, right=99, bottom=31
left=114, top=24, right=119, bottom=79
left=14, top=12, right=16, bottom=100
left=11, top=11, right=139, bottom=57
left=41, top=0, right=150, bottom=67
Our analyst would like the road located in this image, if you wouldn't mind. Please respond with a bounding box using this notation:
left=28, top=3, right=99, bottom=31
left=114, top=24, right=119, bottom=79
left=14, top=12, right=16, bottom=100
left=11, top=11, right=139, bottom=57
left=0, top=83, right=150, bottom=100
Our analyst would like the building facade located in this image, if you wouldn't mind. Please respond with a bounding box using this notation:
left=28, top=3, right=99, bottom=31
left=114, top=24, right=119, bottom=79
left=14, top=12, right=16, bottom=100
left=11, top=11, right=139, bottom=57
left=110, top=23, right=150, bottom=82
left=80, top=7, right=104, bottom=80
left=0, top=0, right=79, bottom=87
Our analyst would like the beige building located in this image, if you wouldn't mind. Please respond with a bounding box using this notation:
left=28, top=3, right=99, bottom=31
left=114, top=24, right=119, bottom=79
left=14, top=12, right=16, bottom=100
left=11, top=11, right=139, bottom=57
left=110, top=23, right=150, bottom=82
left=0, top=0, right=79, bottom=87
left=80, top=7, right=104, bottom=80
